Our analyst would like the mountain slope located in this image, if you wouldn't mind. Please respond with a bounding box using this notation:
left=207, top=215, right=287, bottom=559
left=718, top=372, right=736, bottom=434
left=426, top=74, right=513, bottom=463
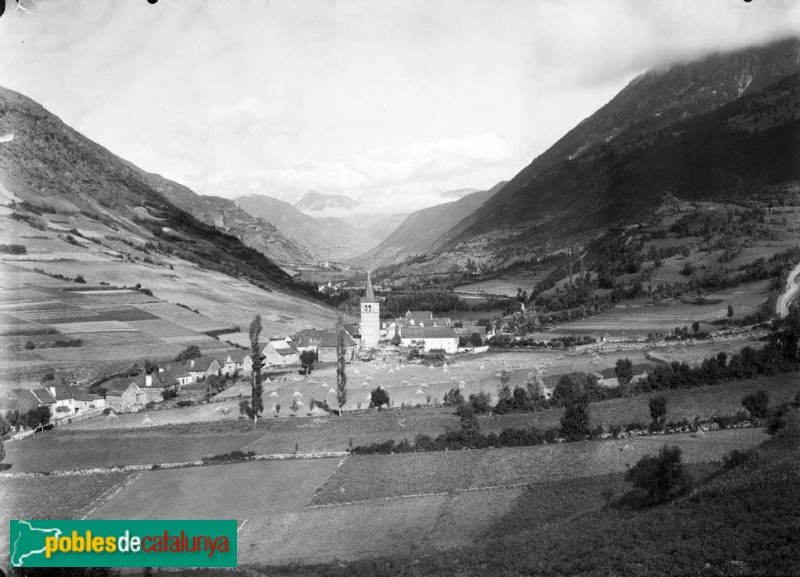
left=295, top=190, right=360, bottom=214
left=355, top=182, right=506, bottom=266
left=443, top=36, right=800, bottom=248
left=235, top=194, right=400, bottom=262
left=0, top=85, right=320, bottom=297
left=141, top=174, right=314, bottom=265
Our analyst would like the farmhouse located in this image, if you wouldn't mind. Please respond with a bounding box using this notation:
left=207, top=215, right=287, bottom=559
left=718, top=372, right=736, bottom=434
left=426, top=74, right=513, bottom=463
left=263, top=337, right=300, bottom=367
left=51, top=385, right=103, bottom=416
left=132, top=370, right=180, bottom=404
left=293, top=328, right=358, bottom=362
left=5, top=387, right=58, bottom=414
left=218, top=351, right=252, bottom=377
left=103, top=378, right=144, bottom=412
left=400, top=326, right=459, bottom=353
left=454, top=325, right=487, bottom=344
left=186, top=357, right=221, bottom=380
left=404, top=310, right=434, bottom=326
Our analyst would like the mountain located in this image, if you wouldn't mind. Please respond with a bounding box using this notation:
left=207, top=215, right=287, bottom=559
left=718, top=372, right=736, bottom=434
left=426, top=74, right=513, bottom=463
left=0, top=85, right=321, bottom=297
left=441, top=36, right=800, bottom=250
left=440, top=188, right=480, bottom=200
left=354, top=182, right=506, bottom=267
left=141, top=174, right=314, bottom=265
left=294, top=190, right=360, bottom=215
left=233, top=194, right=371, bottom=262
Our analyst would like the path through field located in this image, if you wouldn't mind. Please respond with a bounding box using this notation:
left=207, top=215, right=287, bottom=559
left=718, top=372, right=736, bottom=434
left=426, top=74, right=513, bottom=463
left=777, top=261, right=800, bottom=318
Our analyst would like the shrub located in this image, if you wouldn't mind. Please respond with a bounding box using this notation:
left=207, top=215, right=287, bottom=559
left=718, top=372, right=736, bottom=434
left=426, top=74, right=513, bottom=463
left=443, top=387, right=464, bottom=407
left=176, top=400, right=195, bottom=407
left=722, top=448, right=754, bottom=469
left=161, top=387, right=178, bottom=400
left=609, top=423, right=623, bottom=438
left=370, top=386, right=390, bottom=409
left=300, top=350, right=316, bottom=375
left=24, top=340, right=36, bottom=350
left=0, top=244, right=27, bottom=254
left=741, top=390, right=770, bottom=419
left=625, top=445, right=690, bottom=503
left=175, top=345, right=201, bottom=362
left=74, top=274, right=86, bottom=283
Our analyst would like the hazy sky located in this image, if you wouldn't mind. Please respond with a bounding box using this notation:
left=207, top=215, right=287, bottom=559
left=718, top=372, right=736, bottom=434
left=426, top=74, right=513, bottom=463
left=0, top=0, right=797, bottom=213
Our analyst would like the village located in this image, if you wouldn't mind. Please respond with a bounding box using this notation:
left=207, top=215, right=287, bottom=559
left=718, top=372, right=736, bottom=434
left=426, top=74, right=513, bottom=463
left=0, top=274, right=493, bottom=434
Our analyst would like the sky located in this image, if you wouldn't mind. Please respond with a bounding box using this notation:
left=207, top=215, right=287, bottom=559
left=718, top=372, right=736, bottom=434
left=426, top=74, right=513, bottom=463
left=0, top=0, right=798, bottom=214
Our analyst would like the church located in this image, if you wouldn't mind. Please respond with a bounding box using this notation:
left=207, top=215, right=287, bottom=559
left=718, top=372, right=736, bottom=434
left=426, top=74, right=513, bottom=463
left=359, top=272, right=380, bottom=349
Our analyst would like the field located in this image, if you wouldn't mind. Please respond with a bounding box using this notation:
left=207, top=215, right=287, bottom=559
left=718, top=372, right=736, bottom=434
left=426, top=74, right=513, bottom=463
left=310, top=429, right=767, bottom=505
left=0, top=472, right=132, bottom=548
left=27, top=373, right=796, bottom=473
left=3, top=428, right=263, bottom=472
left=0, top=215, right=344, bottom=386
left=553, top=280, right=772, bottom=337
left=454, top=271, right=551, bottom=297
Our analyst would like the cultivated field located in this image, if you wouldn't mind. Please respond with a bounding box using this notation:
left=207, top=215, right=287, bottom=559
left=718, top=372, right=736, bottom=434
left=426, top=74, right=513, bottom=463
left=3, top=428, right=263, bottom=472
left=311, top=429, right=767, bottom=505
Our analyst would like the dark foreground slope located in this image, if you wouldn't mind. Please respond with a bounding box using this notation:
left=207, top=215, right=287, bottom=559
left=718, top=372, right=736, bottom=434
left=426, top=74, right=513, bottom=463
left=442, top=36, right=800, bottom=249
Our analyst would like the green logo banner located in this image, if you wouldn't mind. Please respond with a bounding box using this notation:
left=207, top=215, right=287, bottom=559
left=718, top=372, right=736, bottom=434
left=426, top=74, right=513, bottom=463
left=9, top=520, right=237, bottom=568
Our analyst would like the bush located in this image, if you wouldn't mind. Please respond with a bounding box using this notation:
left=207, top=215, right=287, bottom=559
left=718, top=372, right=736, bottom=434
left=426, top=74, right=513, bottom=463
left=443, top=387, right=464, bottom=407
left=74, top=274, right=86, bottom=283
left=24, top=340, right=36, bottom=350
left=370, top=386, right=390, bottom=409
left=615, top=358, right=633, bottom=385
left=161, top=387, right=178, bottom=400
left=722, top=448, right=754, bottom=469
left=175, top=345, right=201, bottom=362
left=625, top=445, right=690, bottom=503
left=176, top=400, right=195, bottom=407
left=741, top=390, right=770, bottom=419
left=0, top=244, right=27, bottom=254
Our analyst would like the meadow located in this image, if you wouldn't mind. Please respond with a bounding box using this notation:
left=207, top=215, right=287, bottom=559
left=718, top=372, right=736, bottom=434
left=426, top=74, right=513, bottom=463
left=310, top=429, right=766, bottom=505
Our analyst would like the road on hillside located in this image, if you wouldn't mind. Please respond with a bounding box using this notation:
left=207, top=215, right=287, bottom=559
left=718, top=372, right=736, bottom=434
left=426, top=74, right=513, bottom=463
left=777, top=261, right=800, bottom=318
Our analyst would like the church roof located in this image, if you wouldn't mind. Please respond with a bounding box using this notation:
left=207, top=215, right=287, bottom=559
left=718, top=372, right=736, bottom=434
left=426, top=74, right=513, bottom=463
left=362, top=271, right=376, bottom=303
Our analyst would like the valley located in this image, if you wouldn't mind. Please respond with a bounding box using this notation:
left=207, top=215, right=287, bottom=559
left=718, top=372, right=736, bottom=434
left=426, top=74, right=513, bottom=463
left=0, top=27, right=799, bottom=577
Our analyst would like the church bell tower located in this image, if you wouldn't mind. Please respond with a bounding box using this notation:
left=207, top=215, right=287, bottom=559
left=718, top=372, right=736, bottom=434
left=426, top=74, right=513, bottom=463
left=359, top=271, right=380, bottom=348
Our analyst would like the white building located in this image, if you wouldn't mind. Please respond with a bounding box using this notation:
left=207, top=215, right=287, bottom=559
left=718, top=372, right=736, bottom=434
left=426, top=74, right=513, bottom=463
left=359, top=272, right=380, bottom=348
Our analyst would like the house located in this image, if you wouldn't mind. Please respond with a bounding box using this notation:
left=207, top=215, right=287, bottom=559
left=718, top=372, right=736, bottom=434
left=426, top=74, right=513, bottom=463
left=51, top=386, right=104, bottom=416
left=404, top=311, right=434, bottom=327
left=132, top=370, right=180, bottom=404
left=400, top=326, right=459, bottom=353
left=454, top=325, right=487, bottom=344
left=292, top=328, right=358, bottom=363
left=263, top=337, right=300, bottom=367
left=103, top=378, right=144, bottom=412
left=430, top=317, right=452, bottom=327
left=186, top=357, right=221, bottom=381
left=7, top=388, right=58, bottom=414
left=218, top=350, right=252, bottom=377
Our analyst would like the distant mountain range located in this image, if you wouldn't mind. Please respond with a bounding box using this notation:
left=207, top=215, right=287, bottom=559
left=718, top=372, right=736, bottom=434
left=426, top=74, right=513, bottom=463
left=353, top=182, right=506, bottom=267
left=294, top=190, right=360, bottom=214
left=440, top=188, right=480, bottom=200
left=439, top=36, right=800, bottom=253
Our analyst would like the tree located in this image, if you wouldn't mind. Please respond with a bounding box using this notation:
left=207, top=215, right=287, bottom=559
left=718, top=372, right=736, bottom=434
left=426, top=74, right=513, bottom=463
left=370, top=386, right=390, bottom=410
left=175, top=345, right=201, bottom=362
left=727, top=304, right=734, bottom=318
left=741, top=389, right=770, bottom=419
left=161, top=386, right=178, bottom=400
left=469, top=332, right=484, bottom=347
left=390, top=331, right=401, bottom=346
left=469, top=391, right=492, bottom=414
left=560, top=395, right=591, bottom=441
left=24, top=340, right=35, bottom=350
left=300, top=350, right=316, bottom=376
left=649, top=395, right=667, bottom=426
left=615, top=358, right=633, bottom=386
left=336, top=324, right=348, bottom=413
left=691, top=321, right=700, bottom=335
left=458, top=401, right=480, bottom=441
left=247, top=315, right=264, bottom=424
left=443, top=387, right=464, bottom=407
left=625, top=445, right=689, bottom=503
